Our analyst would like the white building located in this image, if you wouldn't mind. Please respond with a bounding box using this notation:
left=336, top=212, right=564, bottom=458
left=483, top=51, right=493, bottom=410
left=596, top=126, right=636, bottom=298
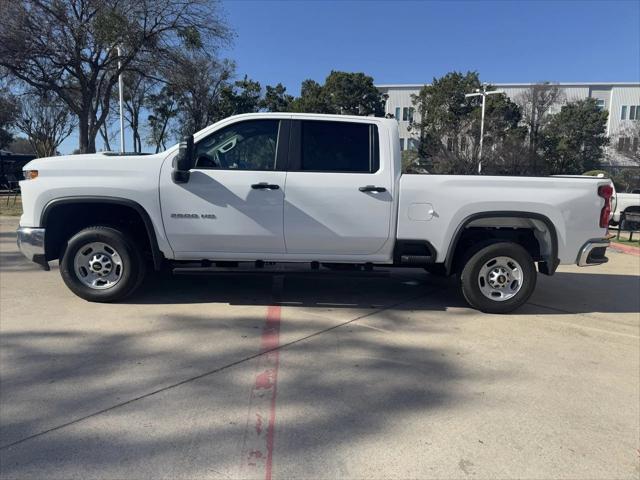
left=377, top=82, right=640, bottom=163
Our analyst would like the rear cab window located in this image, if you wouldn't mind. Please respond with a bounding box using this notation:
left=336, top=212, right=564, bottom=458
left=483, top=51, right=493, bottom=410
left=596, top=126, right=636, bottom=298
left=291, top=120, right=380, bottom=173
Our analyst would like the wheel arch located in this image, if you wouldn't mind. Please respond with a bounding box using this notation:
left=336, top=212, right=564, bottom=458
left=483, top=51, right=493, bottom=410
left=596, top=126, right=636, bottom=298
left=444, top=211, right=559, bottom=276
left=40, top=196, right=164, bottom=270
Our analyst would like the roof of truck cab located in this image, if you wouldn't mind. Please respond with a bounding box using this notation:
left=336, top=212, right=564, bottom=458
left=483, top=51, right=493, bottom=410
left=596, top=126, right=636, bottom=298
left=191, top=112, right=396, bottom=142
left=222, top=112, right=392, bottom=122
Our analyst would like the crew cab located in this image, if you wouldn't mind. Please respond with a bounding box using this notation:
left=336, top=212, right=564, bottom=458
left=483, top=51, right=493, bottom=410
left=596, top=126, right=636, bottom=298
left=17, top=113, right=613, bottom=313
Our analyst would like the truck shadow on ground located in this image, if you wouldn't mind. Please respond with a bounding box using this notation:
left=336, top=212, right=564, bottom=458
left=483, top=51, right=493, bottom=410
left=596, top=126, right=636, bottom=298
left=127, top=268, right=640, bottom=315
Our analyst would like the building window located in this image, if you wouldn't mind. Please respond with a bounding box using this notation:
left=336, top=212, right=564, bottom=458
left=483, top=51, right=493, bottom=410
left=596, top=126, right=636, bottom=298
left=621, top=106, right=627, bottom=120
left=595, top=99, right=605, bottom=110
left=399, top=138, right=405, bottom=151
left=408, top=138, right=418, bottom=151
left=618, top=137, right=632, bottom=152
left=395, top=107, right=401, bottom=121
left=629, top=105, right=640, bottom=120
left=402, top=107, right=414, bottom=123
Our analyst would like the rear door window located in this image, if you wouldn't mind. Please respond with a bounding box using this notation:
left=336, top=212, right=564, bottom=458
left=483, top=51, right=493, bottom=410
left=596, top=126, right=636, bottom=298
left=299, top=121, right=379, bottom=173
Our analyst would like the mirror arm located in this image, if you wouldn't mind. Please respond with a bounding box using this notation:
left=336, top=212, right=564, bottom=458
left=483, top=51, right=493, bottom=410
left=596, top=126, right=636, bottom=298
left=172, top=169, right=190, bottom=183
left=172, top=135, right=195, bottom=184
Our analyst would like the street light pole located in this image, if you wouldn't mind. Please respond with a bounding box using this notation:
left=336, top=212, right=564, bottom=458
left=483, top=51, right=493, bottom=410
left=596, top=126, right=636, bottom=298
left=117, top=46, right=125, bottom=153
left=465, top=84, right=502, bottom=174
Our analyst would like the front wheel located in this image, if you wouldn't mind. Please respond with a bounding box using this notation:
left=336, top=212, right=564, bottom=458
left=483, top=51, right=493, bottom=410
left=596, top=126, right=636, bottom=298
left=460, top=242, right=536, bottom=314
left=60, top=226, right=146, bottom=302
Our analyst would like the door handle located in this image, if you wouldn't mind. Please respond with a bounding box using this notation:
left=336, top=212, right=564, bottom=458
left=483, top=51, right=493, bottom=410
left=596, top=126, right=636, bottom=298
left=359, top=185, right=387, bottom=193
left=251, top=183, right=280, bottom=190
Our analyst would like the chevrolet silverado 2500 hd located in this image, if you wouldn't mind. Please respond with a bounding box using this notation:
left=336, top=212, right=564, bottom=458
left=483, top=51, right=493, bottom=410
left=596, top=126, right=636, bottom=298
left=17, top=113, right=613, bottom=313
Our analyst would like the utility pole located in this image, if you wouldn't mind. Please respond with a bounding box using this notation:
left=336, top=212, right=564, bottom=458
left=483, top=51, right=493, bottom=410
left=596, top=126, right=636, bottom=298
left=465, top=84, right=502, bottom=174
left=117, top=46, right=125, bottom=153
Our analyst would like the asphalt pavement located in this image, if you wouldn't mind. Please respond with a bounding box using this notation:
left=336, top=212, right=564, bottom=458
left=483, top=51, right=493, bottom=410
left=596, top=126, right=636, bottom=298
left=1, top=216, right=639, bottom=479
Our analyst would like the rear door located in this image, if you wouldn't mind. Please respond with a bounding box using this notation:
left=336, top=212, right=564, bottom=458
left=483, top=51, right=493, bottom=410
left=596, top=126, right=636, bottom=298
left=283, top=119, right=393, bottom=256
left=160, top=119, right=289, bottom=255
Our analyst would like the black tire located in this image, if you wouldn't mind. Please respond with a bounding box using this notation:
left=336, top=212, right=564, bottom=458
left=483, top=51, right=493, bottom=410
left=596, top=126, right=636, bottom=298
left=60, top=226, right=146, bottom=302
left=460, top=242, right=536, bottom=314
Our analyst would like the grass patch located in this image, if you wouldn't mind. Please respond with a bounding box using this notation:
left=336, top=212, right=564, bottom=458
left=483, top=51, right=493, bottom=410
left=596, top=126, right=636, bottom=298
left=612, top=236, right=640, bottom=247
left=610, top=227, right=640, bottom=247
left=0, top=196, right=23, bottom=216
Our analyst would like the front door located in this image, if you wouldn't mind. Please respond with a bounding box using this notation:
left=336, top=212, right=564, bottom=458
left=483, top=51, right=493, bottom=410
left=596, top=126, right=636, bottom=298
left=283, top=119, right=394, bottom=256
left=160, top=119, right=288, bottom=256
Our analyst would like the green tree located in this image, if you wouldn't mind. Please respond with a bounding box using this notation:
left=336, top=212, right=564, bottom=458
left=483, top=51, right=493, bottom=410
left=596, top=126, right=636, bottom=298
left=262, top=83, right=293, bottom=112
left=290, top=79, right=333, bottom=113
left=411, top=71, right=524, bottom=174
left=323, top=71, right=385, bottom=116
left=541, top=98, right=609, bottom=174
left=218, top=75, right=262, bottom=118
left=290, top=71, right=385, bottom=116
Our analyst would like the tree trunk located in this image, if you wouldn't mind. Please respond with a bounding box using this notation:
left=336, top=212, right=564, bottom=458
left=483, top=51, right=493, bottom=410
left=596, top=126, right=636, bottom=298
left=78, top=110, right=90, bottom=153
left=99, top=123, right=111, bottom=151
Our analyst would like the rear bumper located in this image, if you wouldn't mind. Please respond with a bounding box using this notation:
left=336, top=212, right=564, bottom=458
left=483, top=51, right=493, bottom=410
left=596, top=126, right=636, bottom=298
left=577, top=239, right=609, bottom=267
left=16, top=227, right=49, bottom=270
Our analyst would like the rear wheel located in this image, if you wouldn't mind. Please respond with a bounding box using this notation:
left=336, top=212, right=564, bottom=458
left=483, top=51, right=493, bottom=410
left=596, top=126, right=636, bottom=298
left=460, top=242, right=536, bottom=314
left=60, top=226, right=146, bottom=302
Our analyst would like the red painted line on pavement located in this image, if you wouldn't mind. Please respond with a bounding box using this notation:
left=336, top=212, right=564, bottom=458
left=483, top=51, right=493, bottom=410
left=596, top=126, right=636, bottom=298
left=240, top=283, right=282, bottom=480
left=609, top=241, right=640, bottom=256
left=263, top=305, right=281, bottom=480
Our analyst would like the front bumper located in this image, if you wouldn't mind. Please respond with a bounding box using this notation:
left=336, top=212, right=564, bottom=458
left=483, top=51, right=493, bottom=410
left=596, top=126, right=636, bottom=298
left=16, top=227, right=49, bottom=270
left=577, top=239, right=609, bottom=267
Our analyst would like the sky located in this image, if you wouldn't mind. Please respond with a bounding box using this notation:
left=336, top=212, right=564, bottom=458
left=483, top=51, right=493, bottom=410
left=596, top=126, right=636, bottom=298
left=58, top=0, right=640, bottom=154
left=223, top=0, right=640, bottom=91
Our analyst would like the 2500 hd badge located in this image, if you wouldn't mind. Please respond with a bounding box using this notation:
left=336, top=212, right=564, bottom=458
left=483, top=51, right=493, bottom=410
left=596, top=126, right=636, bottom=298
left=170, top=213, right=216, bottom=219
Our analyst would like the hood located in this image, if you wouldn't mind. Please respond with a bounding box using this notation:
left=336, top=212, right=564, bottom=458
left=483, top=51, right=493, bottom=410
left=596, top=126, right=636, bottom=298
left=23, top=152, right=167, bottom=177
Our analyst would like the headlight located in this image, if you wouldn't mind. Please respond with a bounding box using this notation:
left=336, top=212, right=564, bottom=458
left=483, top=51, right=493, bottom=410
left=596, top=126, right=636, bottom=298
left=23, top=170, right=39, bottom=180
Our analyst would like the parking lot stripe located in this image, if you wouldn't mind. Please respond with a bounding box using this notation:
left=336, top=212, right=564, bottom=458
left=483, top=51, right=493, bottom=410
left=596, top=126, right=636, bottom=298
left=240, top=275, right=284, bottom=480
left=239, top=304, right=282, bottom=480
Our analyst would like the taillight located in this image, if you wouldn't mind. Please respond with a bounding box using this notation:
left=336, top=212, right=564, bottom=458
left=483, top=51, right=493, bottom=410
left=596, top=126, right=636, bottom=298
left=598, top=184, right=614, bottom=228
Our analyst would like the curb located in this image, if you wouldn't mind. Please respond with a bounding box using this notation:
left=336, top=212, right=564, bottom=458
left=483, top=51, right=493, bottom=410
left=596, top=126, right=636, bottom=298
left=609, top=241, right=640, bottom=256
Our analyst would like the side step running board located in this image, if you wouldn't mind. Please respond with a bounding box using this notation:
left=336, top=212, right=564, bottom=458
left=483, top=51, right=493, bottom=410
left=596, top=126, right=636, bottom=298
left=172, top=267, right=391, bottom=278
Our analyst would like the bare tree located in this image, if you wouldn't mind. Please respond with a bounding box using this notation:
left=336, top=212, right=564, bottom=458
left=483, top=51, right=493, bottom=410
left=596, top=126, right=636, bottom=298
left=15, top=93, right=76, bottom=158
left=515, top=82, right=564, bottom=172
left=0, top=0, right=231, bottom=153
left=146, top=86, right=178, bottom=153
left=167, top=53, right=235, bottom=138
left=118, top=72, right=156, bottom=152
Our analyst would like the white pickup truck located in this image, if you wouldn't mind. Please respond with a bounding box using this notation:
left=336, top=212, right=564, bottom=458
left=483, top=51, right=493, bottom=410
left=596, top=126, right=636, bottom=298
left=612, top=189, right=640, bottom=226
left=17, top=113, right=613, bottom=313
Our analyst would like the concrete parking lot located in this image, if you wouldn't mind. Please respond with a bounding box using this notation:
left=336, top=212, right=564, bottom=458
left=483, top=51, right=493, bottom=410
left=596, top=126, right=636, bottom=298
left=1, top=216, right=639, bottom=479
